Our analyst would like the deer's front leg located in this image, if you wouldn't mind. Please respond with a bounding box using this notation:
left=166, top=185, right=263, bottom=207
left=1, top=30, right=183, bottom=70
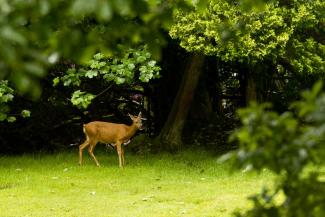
left=121, top=145, right=125, bottom=167
left=116, top=142, right=123, bottom=168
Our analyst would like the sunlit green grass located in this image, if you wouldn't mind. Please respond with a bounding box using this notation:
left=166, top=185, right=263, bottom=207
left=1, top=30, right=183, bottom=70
left=0, top=149, right=274, bottom=217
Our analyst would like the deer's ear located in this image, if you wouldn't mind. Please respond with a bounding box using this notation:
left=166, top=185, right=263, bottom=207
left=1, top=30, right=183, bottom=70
left=138, top=111, right=142, bottom=117
left=128, top=113, right=134, bottom=120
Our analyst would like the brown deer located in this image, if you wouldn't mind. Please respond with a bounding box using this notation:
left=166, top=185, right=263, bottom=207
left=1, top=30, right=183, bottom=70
left=79, top=112, right=142, bottom=168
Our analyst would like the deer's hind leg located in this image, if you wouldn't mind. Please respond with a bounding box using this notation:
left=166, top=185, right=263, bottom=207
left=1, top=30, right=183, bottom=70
left=79, top=138, right=90, bottom=166
left=88, top=141, right=100, bottom=167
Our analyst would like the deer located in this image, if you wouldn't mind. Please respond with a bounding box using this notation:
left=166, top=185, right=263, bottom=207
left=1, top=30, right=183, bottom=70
left=79, top=112, right=142, bottom=168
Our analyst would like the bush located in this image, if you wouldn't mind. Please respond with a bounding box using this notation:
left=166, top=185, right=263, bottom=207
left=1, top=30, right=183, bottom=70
left=227, top=81, right=325, bottom=217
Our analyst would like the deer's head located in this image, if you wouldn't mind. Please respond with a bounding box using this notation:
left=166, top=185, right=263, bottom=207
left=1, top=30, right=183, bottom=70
left=129, top=112, right=143, bottom=129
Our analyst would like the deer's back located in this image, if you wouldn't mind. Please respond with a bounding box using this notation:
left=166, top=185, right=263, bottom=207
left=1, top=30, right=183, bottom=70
left=84, top=121, right=129, bottom=143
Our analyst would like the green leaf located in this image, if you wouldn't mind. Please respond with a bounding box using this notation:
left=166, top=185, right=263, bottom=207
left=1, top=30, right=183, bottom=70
left=98, top=61, right=106, bottom=67
left=71, top=90, right=95, bottom=109
left=7, top=116, right=16, bottom=122
left=147, top=60, right=156, bottom=67
left=21, top=110, right=31, bottom=118
left=62, top=69, right=81, bottom=86
left=139, top=66, right=147, bottom=73
left=128, top=63, right=135, bottom=70
left=0, top=113, right=7, bottom=121
left=93, top=53, right=105, bottom=60
left=1, top=94, right=14, bottom=103
left=115, top=77, right=126, bottom=85
left=63, top=79, right=72, bottom=86
left=136, top=56, right=146, bottom=63
left=104, top=73, right=115, bottom=81
left=53, top=77, right=60, bottom=87
left=85, top=70, right=98, bottom=78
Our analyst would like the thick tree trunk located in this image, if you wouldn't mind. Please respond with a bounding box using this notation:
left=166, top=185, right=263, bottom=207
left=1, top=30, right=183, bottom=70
left=240, top=65, right=257, bottom=106
left=189, top=75, right=214, bottom=122
left=246, top=72, right=257, bottom=104
left=157, top=53, right=205, bottom=151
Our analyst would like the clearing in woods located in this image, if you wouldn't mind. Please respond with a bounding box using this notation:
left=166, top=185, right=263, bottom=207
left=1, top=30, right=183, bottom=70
left=0, top=149, right=274, bottom=217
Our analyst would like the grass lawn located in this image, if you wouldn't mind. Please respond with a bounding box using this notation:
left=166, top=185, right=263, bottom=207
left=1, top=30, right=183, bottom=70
left=0, top=149, right=274, bottom=217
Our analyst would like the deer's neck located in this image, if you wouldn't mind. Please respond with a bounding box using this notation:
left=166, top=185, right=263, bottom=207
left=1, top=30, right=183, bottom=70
left=126, top=123, right=139, bottom=138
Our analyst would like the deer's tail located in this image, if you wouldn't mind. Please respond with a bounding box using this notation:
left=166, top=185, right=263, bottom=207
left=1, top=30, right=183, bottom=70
left=82, top=124, right=90, bottom=142
left=83, top=124, right=86, bottom=134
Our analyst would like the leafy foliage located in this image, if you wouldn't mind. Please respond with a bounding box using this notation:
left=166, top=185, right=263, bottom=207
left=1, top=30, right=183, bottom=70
left=21, top=110, right=31, bottom=118
left=0, top=80, right=30, bottom=122
left=228, top=82, right=325, bottom=216
left=70, top=90, right=95, bottom=109
left=54, top=46, right=160, bottom=109
left=170, top=0, right=325, bottom=74
left=0, top=0, right=199, bottom=97
left=0, top=80, right=15, bottom=122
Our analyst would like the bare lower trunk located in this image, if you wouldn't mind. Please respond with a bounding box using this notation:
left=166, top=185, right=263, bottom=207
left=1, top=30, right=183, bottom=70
left=157, top=54, right=205, bottom=151
left=246, top=72, right=257, bottom=104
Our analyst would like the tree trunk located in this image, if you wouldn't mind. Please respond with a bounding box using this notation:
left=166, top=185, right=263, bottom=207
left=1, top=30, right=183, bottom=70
left=189, top=75, right=214, bottom=122
left=157, top=53, right=205, bottom=151
left=240, top=64, right=257, bottom=105
left=246, top=72, right=257, bottom=104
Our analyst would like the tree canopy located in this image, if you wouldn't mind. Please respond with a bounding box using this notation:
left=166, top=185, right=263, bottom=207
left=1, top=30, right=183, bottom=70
left=0, top=0, right=191, bottom=97
left=170, top=0, right=325, bottom=74
left=0, top=0, right=192, bottom=122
